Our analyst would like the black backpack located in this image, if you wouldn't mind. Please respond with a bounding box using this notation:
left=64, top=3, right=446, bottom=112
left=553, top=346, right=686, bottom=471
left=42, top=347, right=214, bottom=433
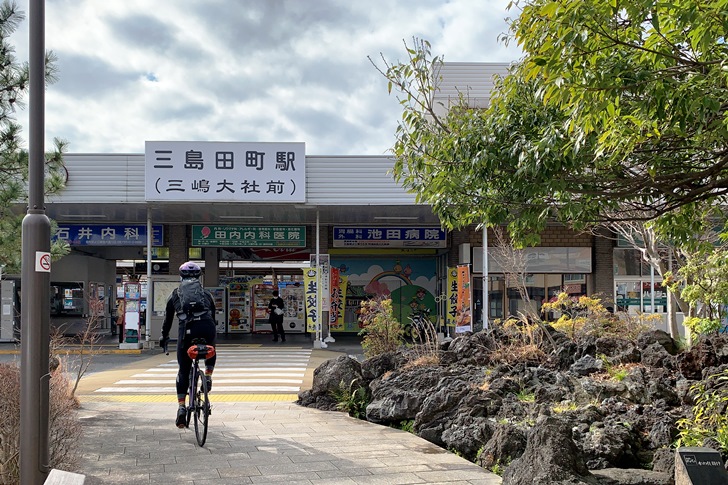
left=176, top=279, right=211, bottom=321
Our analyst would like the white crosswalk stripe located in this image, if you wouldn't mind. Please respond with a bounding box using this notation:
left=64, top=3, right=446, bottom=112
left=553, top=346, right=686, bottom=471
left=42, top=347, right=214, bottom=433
left=94, top=348, right=312, bottom=394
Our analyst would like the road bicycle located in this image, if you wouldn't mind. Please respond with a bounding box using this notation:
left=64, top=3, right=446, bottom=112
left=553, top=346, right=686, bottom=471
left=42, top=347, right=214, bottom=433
left=163, top=338, right=214, bottom=446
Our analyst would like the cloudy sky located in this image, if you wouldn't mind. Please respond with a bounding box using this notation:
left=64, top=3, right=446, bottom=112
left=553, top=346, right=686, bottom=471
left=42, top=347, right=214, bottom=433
left=10, top=0, right=522, bottom=156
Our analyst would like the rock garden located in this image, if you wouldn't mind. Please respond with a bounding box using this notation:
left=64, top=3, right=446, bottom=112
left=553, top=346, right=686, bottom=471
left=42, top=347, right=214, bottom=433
left=297, top=295, right=728, bottom=485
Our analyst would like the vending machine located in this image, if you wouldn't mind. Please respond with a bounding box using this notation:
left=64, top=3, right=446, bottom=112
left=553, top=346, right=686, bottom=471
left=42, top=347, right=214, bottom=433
left=123, top=282, right=141, bottom=343
left=206, top=286, right=227, bottom=334
left=251, top=284, right=275, bottom=333
left=226, top=282, right=251, bottom=333
left=278, top=282, right=306, bottom=334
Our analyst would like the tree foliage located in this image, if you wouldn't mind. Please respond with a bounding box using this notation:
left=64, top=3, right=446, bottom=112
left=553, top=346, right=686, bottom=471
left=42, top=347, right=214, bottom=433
left=374, top=0, right=728, bottom=245
left=0, top=1, right=68, bottom=274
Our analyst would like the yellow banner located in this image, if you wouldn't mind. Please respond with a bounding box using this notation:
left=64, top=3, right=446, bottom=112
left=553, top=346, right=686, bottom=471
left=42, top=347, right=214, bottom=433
left=303, top=268, right=318, bottom=333
left=330, top=270, right=348, bottom=331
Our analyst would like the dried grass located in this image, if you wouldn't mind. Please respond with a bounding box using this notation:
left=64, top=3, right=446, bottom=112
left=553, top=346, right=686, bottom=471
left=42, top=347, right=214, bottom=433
left=0, top=362, right=82, bottom=484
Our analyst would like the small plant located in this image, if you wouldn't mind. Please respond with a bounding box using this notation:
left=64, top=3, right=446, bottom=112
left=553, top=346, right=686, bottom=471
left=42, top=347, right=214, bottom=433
left=330, top=379, right=370, bottom=420
left=676, top=369, right=728, bottom=454
left=358, top=296, right=404, bottom=358
left=552, top=401, right=579, bottom=414
left=402, top=354, right=440, bottom=370
left=597, top=354, right=633, bottom=382
left=490, top=461, right=507, bottom=476
left=489, top=316, right=547, bottom=365
left=397, top=420, right=415, bottom=433
left=516, top=390, right=535, bottom=402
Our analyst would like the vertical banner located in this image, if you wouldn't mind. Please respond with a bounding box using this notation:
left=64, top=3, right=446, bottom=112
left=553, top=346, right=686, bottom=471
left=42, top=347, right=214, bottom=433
left=310, top=254, right=331, bottom=310
left=304, top=268, right=318, bottom=333
left=329, top=267, right=342, bottom=330
left=337, top=275, right=348, bottom=329
left=456, top=265, right=472, bottom=333
left=447, top=267, right=458, bottom=328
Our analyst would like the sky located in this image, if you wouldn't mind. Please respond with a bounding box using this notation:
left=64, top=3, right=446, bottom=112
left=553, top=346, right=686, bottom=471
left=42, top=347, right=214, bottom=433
left=10, top=0, right=522, bottom=156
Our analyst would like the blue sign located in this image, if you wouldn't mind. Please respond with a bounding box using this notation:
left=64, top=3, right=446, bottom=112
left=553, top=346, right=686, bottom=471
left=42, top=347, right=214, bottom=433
left=53, top=224, right=164, bottom=246
left=332, top=226, right=447, bottom=248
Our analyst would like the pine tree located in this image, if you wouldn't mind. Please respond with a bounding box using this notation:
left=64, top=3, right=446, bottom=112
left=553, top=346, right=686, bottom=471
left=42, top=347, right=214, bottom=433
left=0, top=1, right=68, bottom=275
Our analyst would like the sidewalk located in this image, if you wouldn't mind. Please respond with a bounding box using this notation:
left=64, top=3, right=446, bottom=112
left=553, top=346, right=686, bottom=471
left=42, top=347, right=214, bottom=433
left=78, top=401, right=502, bottom=484
left=72, top=336, right=503, bottom=484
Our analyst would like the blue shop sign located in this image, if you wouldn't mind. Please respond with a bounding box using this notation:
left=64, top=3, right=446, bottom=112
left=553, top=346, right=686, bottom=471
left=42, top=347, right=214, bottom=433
left=54, top=224, right=164, bottom=246
left=333, top=226, right=447, bottom=248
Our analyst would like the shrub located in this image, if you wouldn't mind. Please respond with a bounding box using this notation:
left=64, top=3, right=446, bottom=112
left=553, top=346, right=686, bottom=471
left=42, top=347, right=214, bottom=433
left=330, top=379, right=369, bottom=419
left=543, top=292, right=649, bottom=342
left=358, top=296, right=404, bottom=358
left=0, top=362, right=82, bottom=484
left=489, top=317, right=547, bottom=365
left=676, top=369, right=728, bottom=454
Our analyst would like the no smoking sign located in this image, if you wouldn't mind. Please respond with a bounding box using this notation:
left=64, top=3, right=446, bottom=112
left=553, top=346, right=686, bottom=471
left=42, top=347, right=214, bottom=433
left=35, top=251, right=51, bottom=272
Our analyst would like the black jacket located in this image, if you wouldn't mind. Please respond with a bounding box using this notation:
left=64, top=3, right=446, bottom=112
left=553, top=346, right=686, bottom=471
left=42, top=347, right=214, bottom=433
left=162, top=284, right=216, bottom=338
left=268, top=296, right=285, bottom=324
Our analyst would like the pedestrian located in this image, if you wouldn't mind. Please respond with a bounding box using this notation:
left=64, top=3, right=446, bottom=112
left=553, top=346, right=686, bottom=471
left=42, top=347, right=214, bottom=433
left=159, top=261, right=217, bottom=428
left=116, top=299, right=125, bottom=343
left=268, top=289, right=285, bottom=342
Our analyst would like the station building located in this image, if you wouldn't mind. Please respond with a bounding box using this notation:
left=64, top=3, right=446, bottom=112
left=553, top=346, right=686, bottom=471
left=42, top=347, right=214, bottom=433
left=0, top=63, right=673, bottom=345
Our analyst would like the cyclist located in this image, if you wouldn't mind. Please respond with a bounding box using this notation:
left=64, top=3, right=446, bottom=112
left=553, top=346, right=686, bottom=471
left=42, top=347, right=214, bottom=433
left=159, top=261, right=217, bottom=428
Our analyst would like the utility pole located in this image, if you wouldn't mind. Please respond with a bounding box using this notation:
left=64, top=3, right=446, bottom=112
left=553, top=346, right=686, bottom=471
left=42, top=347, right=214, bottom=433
left=20, top=1, right=51, bottom=483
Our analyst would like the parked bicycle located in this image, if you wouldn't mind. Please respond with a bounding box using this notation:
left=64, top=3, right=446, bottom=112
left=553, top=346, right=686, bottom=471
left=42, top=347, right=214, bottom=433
left=163, top=338, right=214, bottom=446
left=405, top=307, right=436, bottom=341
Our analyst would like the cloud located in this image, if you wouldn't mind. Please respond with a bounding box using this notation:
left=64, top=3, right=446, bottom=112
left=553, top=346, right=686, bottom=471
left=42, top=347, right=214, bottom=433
left=10, top=0, right=521, bottom=154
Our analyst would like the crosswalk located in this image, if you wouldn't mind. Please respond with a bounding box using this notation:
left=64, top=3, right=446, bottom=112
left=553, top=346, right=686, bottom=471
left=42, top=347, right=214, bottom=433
left=93, top=347, right=312, bottom=395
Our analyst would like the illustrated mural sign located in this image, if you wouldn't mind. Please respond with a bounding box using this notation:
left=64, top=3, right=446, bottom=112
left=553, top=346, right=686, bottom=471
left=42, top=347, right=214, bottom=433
left=331, top=256, right=437, bottom=331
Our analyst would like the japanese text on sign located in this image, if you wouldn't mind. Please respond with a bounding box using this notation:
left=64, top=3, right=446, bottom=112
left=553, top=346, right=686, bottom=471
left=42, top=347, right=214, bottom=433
left=53, top=225, right=164, bottom=246
left=192, top=225, right=306, bottom=247
left=145, top=141, right=306, bottom=203
left=332, top=226, right=447, bottom=248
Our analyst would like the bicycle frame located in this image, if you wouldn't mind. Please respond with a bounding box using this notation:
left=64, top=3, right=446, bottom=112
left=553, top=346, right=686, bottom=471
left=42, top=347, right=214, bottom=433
left=186, top=342, right=214, bottom=446
left=163, top=339, right=213, bottom=446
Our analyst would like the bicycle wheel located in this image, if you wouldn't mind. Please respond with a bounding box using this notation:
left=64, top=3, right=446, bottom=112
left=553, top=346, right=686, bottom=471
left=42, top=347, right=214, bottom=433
left=192, top=364, right=209, bottom=446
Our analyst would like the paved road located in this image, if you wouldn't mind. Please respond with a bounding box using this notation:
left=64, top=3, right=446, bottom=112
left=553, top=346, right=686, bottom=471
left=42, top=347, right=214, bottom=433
left=31, top=338, right=503, bottom=484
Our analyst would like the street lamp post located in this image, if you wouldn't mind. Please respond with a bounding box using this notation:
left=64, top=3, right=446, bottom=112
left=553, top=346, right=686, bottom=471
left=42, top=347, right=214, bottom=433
left=20, top=1, right=51, bottom=483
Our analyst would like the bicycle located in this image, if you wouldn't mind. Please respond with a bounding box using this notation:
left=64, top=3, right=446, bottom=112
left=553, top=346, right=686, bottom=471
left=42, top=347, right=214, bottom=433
left=163, top=338, right=214, bottom=446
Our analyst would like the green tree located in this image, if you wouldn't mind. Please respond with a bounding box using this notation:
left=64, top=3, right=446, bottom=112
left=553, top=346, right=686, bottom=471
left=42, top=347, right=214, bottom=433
left=374, top=0, right=728, bottom=243
left=0, top=1, right=68, bottom=274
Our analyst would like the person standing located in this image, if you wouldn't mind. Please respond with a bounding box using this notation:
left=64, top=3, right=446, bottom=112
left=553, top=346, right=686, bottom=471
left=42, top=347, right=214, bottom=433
left=159, top=261, right=217, bottom=428
left=115, top=299, right=125, bottom=344
left=268, top=289, right=285, bottom=342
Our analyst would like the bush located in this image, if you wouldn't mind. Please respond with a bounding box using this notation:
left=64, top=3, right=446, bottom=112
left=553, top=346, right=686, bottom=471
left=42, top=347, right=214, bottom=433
left=676, top=368, right=728, bottom=454
left=542, top=292, right=650, bottom=342
left=358, top=296, right=404, bottom=358
left=0, top=362, right=82, bottom=484
left=331, top=379, right=370, bottom=419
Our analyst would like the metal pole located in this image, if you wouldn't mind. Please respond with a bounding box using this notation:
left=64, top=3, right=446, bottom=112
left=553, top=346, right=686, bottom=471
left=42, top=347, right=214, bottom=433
left=482, top=225, right=489, bottom=329
left=21, top=1, right=51, bottom=483
left=146, top=209, right=152, bottom=343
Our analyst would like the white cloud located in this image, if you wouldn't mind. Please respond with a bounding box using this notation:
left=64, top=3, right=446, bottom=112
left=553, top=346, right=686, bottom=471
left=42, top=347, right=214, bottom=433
left=10, top=0, right=521, bottom=154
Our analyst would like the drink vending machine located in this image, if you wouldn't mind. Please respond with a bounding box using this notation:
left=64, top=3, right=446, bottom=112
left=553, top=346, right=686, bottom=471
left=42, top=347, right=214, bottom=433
left=252, top=281, right=306, bottom=333
left=226, top=282, right=251, bottom=333
left=278, top=282, right=306, bottom=334
left=206, top=287, right=226, bottom=334
left=251, top=284, right=275, bottom=333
